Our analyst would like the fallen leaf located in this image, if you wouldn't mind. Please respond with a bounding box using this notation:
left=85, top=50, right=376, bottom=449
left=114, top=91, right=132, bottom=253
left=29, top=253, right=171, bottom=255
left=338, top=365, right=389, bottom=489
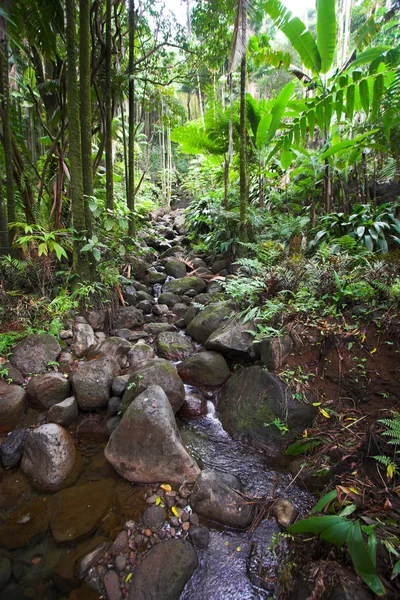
left=125, top=573, right=132, bottom=583
left=160, top=484, right=172, bottom=492
left=31, top=556, right=42, bottom=565
left=171, top=506, right=180, bottom=518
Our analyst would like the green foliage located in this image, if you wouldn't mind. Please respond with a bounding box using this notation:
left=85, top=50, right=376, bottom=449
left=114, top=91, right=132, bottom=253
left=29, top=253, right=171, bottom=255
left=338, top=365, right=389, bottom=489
left=373, top=412, right=400, bottom=479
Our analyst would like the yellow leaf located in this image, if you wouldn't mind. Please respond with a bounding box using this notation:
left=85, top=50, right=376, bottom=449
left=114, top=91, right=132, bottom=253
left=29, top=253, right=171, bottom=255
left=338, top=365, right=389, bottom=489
left=224, top=541, right=230, bottom=546
left=349, top=487, right=359, bottom=495
left=345, top=417, right=357, bottom=421
left=360, top=334, right=366, bottom=343
left=370, top=348, right=377, bottom=354
left=125, top=573, right=132, bottom=583
left=387, top=464, right=396, bottom=479
left=171, top=506, right=180, bottom=518
left=236, top=546, right=241, bottom=552
left=320, top=408, right=331, bottom=419
left=161, top=484, right=172, bottom=492
left=303, top=429, right=308, bottom=438
left=155, top=496, right=161, bottom=506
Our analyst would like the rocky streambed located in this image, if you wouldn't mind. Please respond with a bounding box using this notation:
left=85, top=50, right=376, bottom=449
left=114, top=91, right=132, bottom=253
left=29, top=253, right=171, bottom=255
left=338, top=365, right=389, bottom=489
left=0, top=209, right=317, bottom=600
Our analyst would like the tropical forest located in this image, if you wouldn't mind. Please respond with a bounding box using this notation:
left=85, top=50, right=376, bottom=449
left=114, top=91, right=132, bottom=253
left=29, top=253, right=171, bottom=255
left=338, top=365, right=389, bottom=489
left=1, top=0, right=400, bottom=598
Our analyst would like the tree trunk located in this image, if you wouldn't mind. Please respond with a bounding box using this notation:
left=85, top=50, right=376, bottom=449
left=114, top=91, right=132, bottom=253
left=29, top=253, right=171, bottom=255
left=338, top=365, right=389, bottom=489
left=105, top=0, right=114, bottom=212
left=0, top=173, right=9, bottom=254
left=79, top=0, right=93, bottom=237
left=0, top=5, right=16, bottom=247
left=239, top=52, right=248, bottom=249
left=127, top=0, right=135, bottom=238
left=224, top=155, right=229, bottom=210
left=65, top=0, right=91, bottom=282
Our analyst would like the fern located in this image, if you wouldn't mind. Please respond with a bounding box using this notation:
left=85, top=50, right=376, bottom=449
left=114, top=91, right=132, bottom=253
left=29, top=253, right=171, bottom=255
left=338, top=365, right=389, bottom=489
left=373, top=412, right=400, bottom=479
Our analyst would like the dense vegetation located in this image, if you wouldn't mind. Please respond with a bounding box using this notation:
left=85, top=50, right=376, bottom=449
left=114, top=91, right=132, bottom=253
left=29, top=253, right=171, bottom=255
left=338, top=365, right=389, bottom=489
left=1, top=0, right=400, bottom=597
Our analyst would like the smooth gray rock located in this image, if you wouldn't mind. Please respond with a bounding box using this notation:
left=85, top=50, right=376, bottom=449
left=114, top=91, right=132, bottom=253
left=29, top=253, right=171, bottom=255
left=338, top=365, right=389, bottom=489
left=47, top=396, right=78, bottom=427
left=0, top=429, right=28, bottom=468
left=0, top=381, right=26, bottom=434
left=26, top=372, right=70, bottom=409
left=86, top=337, right=131, bottom=361
left=177, top=352, right=230, bottom=387
left=158, top=292, right=181, bottom=307
left=71, top=357, right=116, bottom=410
left=0, top=555, right=12, bottom=591
left=127, top=343, right=155, bottom=366
left=256, top=335, right=294, bottom=370
left=156, top=332, right=194, bottom=361
left=165, top=259, right=187, bottom=279
left=205, top=318, right=257, bottom=360
left=115, top=306, right=144, bottom=329
left=10, top=334, right=61, bottom=376
left=71, top=322, right=95, bottom=358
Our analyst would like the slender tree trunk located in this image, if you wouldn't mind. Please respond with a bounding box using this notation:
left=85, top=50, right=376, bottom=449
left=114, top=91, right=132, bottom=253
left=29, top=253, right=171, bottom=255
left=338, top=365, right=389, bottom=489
left=0, top=6, right=16, bottom=246
left=224, top=155, right=229, bottom=210
left=0, top=174, right=9, bottom=254
left=324, top=158, right=331, bottom=213
left=239, top=52, right=248, bottom=248
left=79, top=0, right=93, bottom=237
left=65, top=0, right=91, bottom=282
left=105, top=0, right=114, bottom=211
left=128, top=0, right=135, bottom=237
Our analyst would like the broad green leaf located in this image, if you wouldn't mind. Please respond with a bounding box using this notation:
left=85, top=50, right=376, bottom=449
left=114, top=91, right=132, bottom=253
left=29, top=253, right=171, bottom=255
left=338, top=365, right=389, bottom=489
left=372, top=74, right=384, bottom=118
left=335, top=89, right=344, bottom=123
left=359, top=79, right=370, bottom=115
left=346, top=521, right=385, bottom=595
left=315, top=101, right=324, bottom=130
left=281, top=149, right=293, bottom=170
left=392, top=560, right=400, bottom=578
left=312, top=489, right=338, bottom=513
left=52, top=243, right=68, bottom=261
left=364, top=235, right=373, bottom=252
left=38, top=243, right=48, bottom=257
left=346, top=85, right=355, bottom=121
left=92, top=248, right=101, bottom=261
left=320, top=520, right=352, bottom=545
left=288, top=515, right=342, bottom=534
left=256, top=114, right=272, bottom=149
left=316, top=0, right=336, bottom=74
left=307, top=109, right=315, bottom=133
left=351, top=46, right=391, bottom=69
left=104, top=218, right=114, bottom=231
left=265, top=81, right=296, bottom=146
left=339, top=504, right=357, bottom=518
left=357, top=226, right=365, bottom=238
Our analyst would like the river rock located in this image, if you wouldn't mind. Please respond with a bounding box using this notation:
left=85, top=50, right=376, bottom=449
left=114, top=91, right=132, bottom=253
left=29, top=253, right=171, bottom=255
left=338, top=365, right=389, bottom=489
left=177, top=352, right=230, bottom=387
left=2, top=362, right=24, bottom=385
left=21, top=423, right=82, bottom=492
left=107, top=396, right=122, bottom=415
left=121, top=359, right=185, bottom=414
left=104, top=570, right=122, bottom=600
left=115, top=306, right=144, bottom=329
left=105, top=385, right=200, bottom=485
left=178, top=391, right=207, bottom=419
left=128, top=539, right=197, bottom=600
left=156, top=332, right=194, bottom=360
left=26, top=372, right=70, bottom=409
left=256, top=335, right=294, bottom=371
left=152, top=303, right=169, bottom=315
left=205, top=318, right=257, bottom=360
left=190, top=469, right=253, bottom=528
left=128, top=342, right=155, bottom=365
left=272, top=498, right=298, bottom=528
left=59, top=350, right=75, bottom=374
left=109, top=531, right=129, bottom=556
left=86, top=337, right=131, bottom=361
left=218, top=366, right=317, bottom=456
left=0, top=555, right=11, bottom=590
left=47, top=396, right=78, bottom=426
left=0, top=428, right=28, bottom=467
left=144, top=322, right=176, bottom=334
left=143, top=505, right=167, bottom=531
left=106, top=416, right=121, bottom=435
left=53, top=536, right=108, bottom=593
left=171, top=303, right=189, bottom=318
left=174, top=213, right=187, bottom=235
left=86, top=308, right=106, bottom=331
left=158, top=292, right=181, bottom=307
left=46, top=479, right=115, bottom=543
left=162, top=276, right=206, bottom=296
left=71, top=357, right=116, bottom=410
left=0, top=498, right=49, bottom=549
left=137, top=299, right=153, bottom=313
left=189, top=525, right=210, bottom=549
left=148, top=270, right=167, bottom=284
left=10, top=334, right=61, bottom=376
left=0, top=381, right=26, bottom=433
left=111, top=374, right=130, bottom=397
left=186, top=302, right=234, bottom=344
left=71, top=322, right=95, bottom=358
left=212, top=259, right=227, bottom=273
left=165, top=259, right=187, bottom=279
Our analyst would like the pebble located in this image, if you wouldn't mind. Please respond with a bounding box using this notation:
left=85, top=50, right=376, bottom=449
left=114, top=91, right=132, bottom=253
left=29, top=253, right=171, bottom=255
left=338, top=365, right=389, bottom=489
left=110, top=531, right=129, bottom=556
left=125, top=520, right=136, bottom=530
left=189, top=513, right=200, bottom=526
left=170, top=527, right=176, bottom=537
left=144, top=529, right=152, bottom=537
left=170, top=516, right=180, bottom=527
left=181, top=511, right=189, bottom=522
left=104, top=570, right=122, bottom=600
left=176, top=497, right=188, bottom=507
left=115, top=555, right=127, bottom=571
left=146, top=494, right=158, bottom=504
left=182, top=522, right=190, bottom=532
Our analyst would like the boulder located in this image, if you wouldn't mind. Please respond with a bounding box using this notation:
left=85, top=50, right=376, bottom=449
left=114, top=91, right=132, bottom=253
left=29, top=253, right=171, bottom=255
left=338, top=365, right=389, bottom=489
left=111, top=374, right=130, bottom=397
left=186, top=302, right=234, bottom=344
left=152, top=304, right=169, bottom=316
left=26, top=372, right=70, bottom=409
left=148, top=270, right=167, bottom=284
left=76, top=541, right=109, bottom=579
left=10, top=334, right=61, bottom=376
left=162, top=276, right=206, bottom=296
left=218, top=366, right=317, bottom=456
left=189, top=525, right=210, bottom=549
left=173, top=213, right=187, bottom=235
left=128, top=539, right=197, bottom=600
left=2, top=362, right=24, bottom=385
left=0, top=428, right=28, bottom=467
left=211, top=259, right=227, bottom=274
left=107, top=396, right=122, bottom=415
left=156, top=332, right=194, bottom=360
left=0, top=498, right=49, bottom=549
left=205, top=318, right=257, bottom=360
left=170, top=303, right=188, bottom=318
left=86, top=309, right=106, bottom=331
left=105, top=385, right=200, bottom=485
left=190, top=469, right=253, bottom=529
left=256, top=335, right=294, bottom=371
left=144, top=323, right=176, bottom=334
left=71, top=322, right=95, bottom=358
left=21, top=424, right=82, bottom=492
left=123, top=285, right=139, bottom=305
left=47, top=396, right=78, bottom=427
left=178, top=391, right=207, bottom=419
left=46, top=480, right=115, bottom=543
left=115, top=306, right=144, bottom=329
left=128, top=343, right=155, bottom=366
left=86, top=337, right=131, bottom=362
left=106, top=416, right=121, bottom=435
left=59, top=350, right=75, bottom=374
left=158, top=292, right=181, bottom=307
left=137, top=299, right=153, bottom=313
left=177, top=352, right=230, bottom=387
left=184, top=305, right=199, bottom=326
left=165, top=260, right=187, bottom=279
left=121, top=359, right=185, bottom=414
left=142, top=505, right=167, bottom=531
left=0, top=381, right=26, bottom=433
left=71, top=357, right=116, bottom=410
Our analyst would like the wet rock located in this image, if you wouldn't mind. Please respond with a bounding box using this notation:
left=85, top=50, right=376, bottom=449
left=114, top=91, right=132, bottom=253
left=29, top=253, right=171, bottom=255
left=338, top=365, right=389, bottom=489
left=86, top=309, right=106, bottom=331
left=26, top=372, right=71, bottom=409
left=71, top=322, right=95, bottom=358
left=218, top=366, right=317, bottom=457
left=160, top=246, right=184, bottom=259
left=272, top=498, right=298, bottom=528
left=105, top=385, right=200, bottom=485
left=143, top=505, right=167, bottom=531
left=190, top=469, right=253, bottom=529
left=158, top=292, right=181, bottom=307
left=104, top=570, right=122, bottom=600
left=137, top=299, right=153, bottom=313
left=21, top=423, right=82, bottom=492
left=115, top=555, right=126, bottom=571
left=191, top=293, right=212, bottom=305
left=0, top=428, right=28, bottom=467
left=53, top=536, right=108, bottom=593
left=121, top=359, right=185, bottom=414
left=68, top=584, right=101, bottom=600
left=156, top=332, right=194, bottom=361
left=0, top=381, right=26, bottom=434
left=186, top=302, right=234, bottom=344
left=0, top=498, right=49, bottom=549
left=12, top=538, right=68, bottom=586
left=256, top=335, right=294, bottom=371
left=110, top=531, right=129, bottom=556
left=152, top=303, right=169, bottom=316
left=178, top=391, right=207, bottom=419
left=127, top=343, right=155, bottom=365
left=107, top=396, right=122, bottom=415
left=76, top=541, right=109, bottom=579
left=2, top=362, right=24, bottom=385
left=10, top=334, right=61, bottom=376
left=165, top=260, right=187, bottom=279
left=115, top=306, right=144, bottom=329
left=144, top=322, right=176, bottom=334
left=47, top=479, right=114, bottom=543
left=177, top=352, right=230, bottom=387
left=248, top=520, right=281, bottom=592
left=71, top=357, right=116, bottom=410
left=106, top=416, right=121, bottom=435
left=86, top=337, right=131, bottom=361
left=128, top=539, right=197, bottom=600
left=205, top=318, right=257, bottom=360
left=148, top=270, right=167, bottom=284
left=206, top=281, right=223, bottom=294
left=48, top=396, right=78, bottom=426
left=0, top=555, right=11, bottom=591
left=162, top=276, right=206, bottom=296
left=191, top=257, right=206, bottom=269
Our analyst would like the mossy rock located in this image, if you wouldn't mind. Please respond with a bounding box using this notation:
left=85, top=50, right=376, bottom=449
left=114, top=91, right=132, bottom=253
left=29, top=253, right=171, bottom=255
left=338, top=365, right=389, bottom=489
left=156, top=332, right=194, bottom=360
left=186, top=302, right=235, bottom=345
left=162, top=276, right=206, bottom=296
